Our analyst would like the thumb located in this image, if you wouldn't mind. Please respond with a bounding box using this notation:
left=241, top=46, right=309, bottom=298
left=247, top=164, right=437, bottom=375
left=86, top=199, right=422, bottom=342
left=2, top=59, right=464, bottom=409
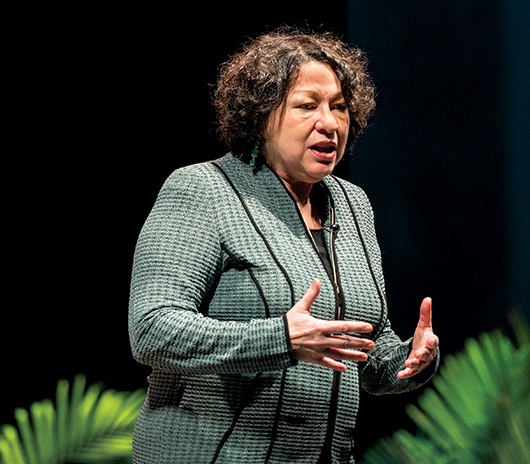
left=418, top=297, right=433, bottom=329
left=296, top=278, right=321, bottom=314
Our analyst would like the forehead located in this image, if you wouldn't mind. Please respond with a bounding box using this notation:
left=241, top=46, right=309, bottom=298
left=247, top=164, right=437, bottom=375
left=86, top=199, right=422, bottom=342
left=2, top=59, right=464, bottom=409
left=289, top=61, right=343, bottom=98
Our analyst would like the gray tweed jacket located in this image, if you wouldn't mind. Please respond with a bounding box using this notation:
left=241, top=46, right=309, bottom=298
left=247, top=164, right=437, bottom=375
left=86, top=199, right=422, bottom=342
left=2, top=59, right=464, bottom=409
left=129, top=154, right=439, bottom=463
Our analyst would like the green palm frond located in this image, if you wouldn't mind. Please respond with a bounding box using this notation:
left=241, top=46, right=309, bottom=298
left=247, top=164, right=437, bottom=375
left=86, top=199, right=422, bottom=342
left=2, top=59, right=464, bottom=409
left=0, top=375, right=145, bottom=464
left=361, top=310, right=530, bottom=464
left=509, top=307, right=530, bottom=348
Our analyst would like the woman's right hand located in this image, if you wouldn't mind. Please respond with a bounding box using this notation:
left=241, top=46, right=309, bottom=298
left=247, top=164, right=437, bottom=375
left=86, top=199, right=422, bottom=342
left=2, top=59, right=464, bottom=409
left=285, top=278, right=375, bottom=372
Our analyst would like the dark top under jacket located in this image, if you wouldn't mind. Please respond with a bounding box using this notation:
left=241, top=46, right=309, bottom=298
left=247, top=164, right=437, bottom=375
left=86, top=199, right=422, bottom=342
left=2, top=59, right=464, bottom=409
left=128, top=153, right=439, bottom=463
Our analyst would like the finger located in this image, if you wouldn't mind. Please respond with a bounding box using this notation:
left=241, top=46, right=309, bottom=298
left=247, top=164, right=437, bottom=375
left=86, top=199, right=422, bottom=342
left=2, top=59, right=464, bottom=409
left=405, top=356, right=434, bottom=370
left=414, top=335, right=439, bottom=359
left=427, top=334, right=439, bottom=350
left=414, top=345, right=429, bottom=359
left=297, top=278, right=321, bottom=313
left=320, top=357, right=348, bottom=372
left=404, top=358, right=422, bottom=368
left=327, top=335, right=375, bottom=351
left=327, top=348, right=370, bottom=362
left=407, top=350, right=436, bottom=368
left=321, top=321, right=373, bottom=336
left=413, top=348, right=432, bottom=363
left=418, top=297, right=433, bottom=329
left=398, top=364, right=428, bottom=379
left=397, top=367, right=416, bottom=379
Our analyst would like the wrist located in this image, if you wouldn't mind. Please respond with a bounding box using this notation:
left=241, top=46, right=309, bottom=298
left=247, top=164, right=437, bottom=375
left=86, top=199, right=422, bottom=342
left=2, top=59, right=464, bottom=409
left=282, top=314, right=298, bottom=366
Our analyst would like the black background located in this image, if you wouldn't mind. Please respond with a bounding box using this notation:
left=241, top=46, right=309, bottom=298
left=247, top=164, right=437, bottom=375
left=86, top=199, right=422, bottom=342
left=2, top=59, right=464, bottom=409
left=5, top=1, right=529, bottom=460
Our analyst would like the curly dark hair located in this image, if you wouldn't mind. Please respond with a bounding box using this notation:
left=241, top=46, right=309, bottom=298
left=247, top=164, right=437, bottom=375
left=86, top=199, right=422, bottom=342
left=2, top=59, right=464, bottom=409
left=214, top=28, right=376, bottom=161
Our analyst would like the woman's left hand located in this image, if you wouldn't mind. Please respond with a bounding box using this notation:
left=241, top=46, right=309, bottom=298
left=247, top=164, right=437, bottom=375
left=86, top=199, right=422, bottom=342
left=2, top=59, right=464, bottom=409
left=397, top=297, right=439, bottom=380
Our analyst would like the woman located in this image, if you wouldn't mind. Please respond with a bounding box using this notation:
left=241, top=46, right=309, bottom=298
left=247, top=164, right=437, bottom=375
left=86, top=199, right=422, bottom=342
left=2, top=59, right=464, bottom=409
left=129, top=29, right=439, bottom=463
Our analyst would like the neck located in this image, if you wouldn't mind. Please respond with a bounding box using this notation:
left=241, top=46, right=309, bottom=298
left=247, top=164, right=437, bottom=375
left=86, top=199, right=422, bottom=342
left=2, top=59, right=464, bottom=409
left=261, top=155, right=314, bottom=204
left=262, top=156, right=323, bottom=228
left=283, top=178, right=325, bottom=229
left=282, top=179, right=313, bottom=206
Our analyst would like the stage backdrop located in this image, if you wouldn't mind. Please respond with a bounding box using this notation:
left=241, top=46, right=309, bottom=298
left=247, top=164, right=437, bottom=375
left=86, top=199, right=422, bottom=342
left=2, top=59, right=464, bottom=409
left=4, top=1, right=529, bottom=460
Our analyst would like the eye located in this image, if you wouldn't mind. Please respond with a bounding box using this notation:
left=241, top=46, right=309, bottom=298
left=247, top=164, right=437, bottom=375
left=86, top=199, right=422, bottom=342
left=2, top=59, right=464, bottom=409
left=333, top=103, right=348, bottom=112
left=298, top=103, right=316, bottom=110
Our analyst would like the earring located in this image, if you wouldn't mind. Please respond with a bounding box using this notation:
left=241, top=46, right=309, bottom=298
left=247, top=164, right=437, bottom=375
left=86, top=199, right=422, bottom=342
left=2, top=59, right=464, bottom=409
left=250, top=140, right=259, bottom=166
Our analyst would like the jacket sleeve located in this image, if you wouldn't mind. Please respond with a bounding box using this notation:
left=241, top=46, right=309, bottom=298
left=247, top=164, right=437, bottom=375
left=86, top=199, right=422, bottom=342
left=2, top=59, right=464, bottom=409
left=360, top=320, right=440, bottom=395
left=128, top=165, right=293, bottom=375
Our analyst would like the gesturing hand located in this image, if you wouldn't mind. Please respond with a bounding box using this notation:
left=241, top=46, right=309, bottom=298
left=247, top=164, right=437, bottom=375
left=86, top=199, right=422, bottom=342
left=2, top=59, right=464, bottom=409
left=397, top=297, right=439, bottom=379
left=285, top=278, right=375, bottom=372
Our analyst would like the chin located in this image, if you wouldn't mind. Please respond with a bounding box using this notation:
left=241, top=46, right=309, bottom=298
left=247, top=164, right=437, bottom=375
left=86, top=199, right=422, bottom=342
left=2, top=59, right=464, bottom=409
left=306, top=165, right=337, bottom=183
left=317, top=159, right=339, bottom=174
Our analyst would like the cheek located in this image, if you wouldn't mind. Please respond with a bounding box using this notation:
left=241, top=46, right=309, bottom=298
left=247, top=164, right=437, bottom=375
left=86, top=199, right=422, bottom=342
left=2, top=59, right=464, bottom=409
left=341, top=114, right=351, bottom=134
left=272, top=123, right=312, bottom=158
left=282, top=114, right=312, bottom=140
left=339, top=118, right=350, bottom=146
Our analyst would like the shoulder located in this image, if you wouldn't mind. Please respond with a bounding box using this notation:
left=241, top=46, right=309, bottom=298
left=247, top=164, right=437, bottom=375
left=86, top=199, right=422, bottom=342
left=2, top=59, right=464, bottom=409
left=142, top=159, right=230, bottom=226
left=161, top=153, right=244, bottom=188
left=163, top=160, right=221, bottom=189
left=156, top=156, right=234, bottom=201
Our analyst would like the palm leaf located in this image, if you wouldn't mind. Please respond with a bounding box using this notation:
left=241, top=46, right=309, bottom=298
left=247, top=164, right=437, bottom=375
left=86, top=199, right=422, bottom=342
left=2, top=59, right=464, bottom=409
left=509, top=307, right=530, bottom=347
left=0, top=375, right=145, bottom=464
left=361, top=311, right=530, bottom=464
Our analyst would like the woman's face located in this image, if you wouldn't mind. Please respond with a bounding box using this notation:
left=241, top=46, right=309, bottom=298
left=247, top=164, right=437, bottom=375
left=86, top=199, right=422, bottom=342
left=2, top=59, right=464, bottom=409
left=261, top=61, right=350, bottom=186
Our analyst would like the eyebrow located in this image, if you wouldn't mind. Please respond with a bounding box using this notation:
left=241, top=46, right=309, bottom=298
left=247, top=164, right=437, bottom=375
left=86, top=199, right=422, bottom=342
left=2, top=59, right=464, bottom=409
left=291, top=89, right=345, bottom=100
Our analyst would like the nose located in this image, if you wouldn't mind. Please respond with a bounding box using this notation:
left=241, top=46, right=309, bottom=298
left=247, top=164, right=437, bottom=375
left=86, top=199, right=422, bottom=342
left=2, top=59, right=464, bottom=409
left=315, top=105, right=339, bottom=137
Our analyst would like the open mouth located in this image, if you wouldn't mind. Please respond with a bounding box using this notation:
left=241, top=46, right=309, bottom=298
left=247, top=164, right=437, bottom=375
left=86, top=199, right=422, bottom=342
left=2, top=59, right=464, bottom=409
left=310, top=143, right=337, bottom=159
